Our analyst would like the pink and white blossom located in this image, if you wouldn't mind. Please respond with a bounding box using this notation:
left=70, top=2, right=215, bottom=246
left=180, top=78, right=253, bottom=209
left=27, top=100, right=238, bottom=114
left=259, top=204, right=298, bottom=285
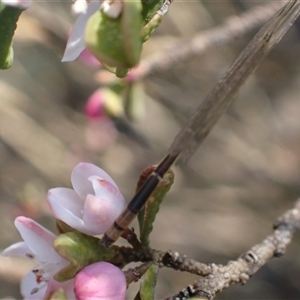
left=62, top=0, right=124, bottom=62
left=74, top=261, right=126, bottom=300
left=47, top=163, right=126, bottom=235
left=2, top=216, right=75, bottom=299
left=62, top=0, right=100, bottom=62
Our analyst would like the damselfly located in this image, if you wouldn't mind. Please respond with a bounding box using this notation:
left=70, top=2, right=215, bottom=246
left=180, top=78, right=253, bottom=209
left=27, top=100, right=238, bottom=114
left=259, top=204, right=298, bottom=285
left=102, top=0, right=300, bottom=247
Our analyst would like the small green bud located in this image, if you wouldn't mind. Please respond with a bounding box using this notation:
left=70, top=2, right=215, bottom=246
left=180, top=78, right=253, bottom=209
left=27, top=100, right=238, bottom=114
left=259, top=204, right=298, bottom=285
left=53, top=232, right=119, bottom=281
left=85, top=1, right=142, bottom=72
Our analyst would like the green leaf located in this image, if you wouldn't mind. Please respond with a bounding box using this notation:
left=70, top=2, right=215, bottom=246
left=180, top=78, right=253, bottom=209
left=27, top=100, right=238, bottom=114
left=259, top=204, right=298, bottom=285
left=141, top=13, right=163, bottom=42
left=141, top=0, right=166, bottom=42
left=135, top=264, right=159, bottom=300
left=138, top=168, right=174, bottom=247
left=0, top=4, right=22, bottom=69
left=53, top=232, right=120, bottom=281
left=141, top=0, right=164, bottom=25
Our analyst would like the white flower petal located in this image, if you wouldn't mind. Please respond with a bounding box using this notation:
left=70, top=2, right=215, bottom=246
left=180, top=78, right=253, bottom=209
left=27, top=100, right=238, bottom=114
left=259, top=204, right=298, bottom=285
left=21, top=270, right=47, bottom=299
left=71, top=163, right=118, bottom=199
left=14, top=217, right=61, bottom=263
left=42, top=260, right=69, bottom=279
left=47, top=190, right=91, bottom=234
left=2, top=241, right=34, bottom=259
left=5, top=218, right=74, bottom=299
left=72, top=0, right=88, bottom=14
left=62, top=1, right=100, bottom=62
left=47, top=187, right=83, bottom=214
left=82, top=194, right=125, bottom=234
left=1, top=0, right=31, bottom=9
left=101, top=0, right=122, bottom=18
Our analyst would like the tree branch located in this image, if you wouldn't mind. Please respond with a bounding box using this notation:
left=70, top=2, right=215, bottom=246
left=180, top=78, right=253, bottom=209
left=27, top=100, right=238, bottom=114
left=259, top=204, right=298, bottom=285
left=164, top=198, right=300, bottom=300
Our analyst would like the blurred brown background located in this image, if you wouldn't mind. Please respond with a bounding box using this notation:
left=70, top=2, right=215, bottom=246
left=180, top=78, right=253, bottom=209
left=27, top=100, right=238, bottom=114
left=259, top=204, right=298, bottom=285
left=1, top=1, right=300, bottom=299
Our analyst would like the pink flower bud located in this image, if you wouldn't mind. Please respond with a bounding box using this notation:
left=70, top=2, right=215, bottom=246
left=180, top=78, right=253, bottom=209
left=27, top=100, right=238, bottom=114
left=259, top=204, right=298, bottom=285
left=74, top=262, right=126, bottom=300
left=85, top=90, right=105, bottom=119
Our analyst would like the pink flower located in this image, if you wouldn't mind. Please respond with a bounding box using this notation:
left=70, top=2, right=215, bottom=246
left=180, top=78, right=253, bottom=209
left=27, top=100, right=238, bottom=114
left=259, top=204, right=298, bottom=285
left=47, top=163, right=126, bottom=235
left=2, top=216, right=75, bottom=299
left=74, top=262, right=126, bottom=300
left=62, top=0, right=100, bottom=62
left=1, top=0, right=31, bottom=9
left=62, top=0, right=123, bottom=63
